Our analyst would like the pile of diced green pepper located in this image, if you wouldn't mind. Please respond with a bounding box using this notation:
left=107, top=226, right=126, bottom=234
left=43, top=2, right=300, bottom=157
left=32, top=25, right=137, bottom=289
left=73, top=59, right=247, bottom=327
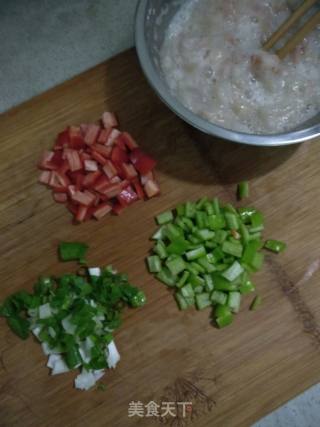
left=147, top=194, right=286, bottom=328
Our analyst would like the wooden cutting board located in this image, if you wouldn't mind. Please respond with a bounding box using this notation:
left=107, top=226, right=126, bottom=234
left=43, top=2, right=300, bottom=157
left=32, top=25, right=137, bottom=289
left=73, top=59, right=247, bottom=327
left=1, top=48, right=320, bottom=427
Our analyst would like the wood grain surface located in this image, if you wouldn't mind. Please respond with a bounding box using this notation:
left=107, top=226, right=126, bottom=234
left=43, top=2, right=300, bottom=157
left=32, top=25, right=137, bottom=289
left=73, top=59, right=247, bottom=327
left=0, top=49, right=320, bottom=427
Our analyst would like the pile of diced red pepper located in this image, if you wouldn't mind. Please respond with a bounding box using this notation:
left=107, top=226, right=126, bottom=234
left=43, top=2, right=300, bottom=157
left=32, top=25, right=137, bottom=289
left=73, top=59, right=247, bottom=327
left=38, top=112, right=160, bottom=222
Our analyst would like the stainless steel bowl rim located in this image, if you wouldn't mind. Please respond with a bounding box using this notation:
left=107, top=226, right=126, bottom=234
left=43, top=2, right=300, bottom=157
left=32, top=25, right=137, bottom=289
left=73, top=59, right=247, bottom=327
left=135, top=0, right=320, bottom=146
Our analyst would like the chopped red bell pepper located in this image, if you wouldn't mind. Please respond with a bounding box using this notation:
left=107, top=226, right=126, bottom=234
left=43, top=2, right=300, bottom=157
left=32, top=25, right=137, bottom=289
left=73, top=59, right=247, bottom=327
left=84, top=124, right=100, bottom=145
left=82, top=171, right=101, bottom=187
left=38, top=170, right=51, bottom=185
left=117, top=186, right=138, bottom=206
left=38, top=150, right=55, bottom=170
left=93, top=175, right=111, bottom=194
left=144, top=179, right=160, bottom=198
left=64, top=149, right=82, bottom=172
left=84, top=160, right=98, bottom=172
left=111, top=146, right=129, bottom=165
left=102, top=160, right=118, bottom=179
left=118, top=132, right=139, bottom=151
left=105, top=129, right=121, bottom=147
left=121, top=163, right=138, bottom=180
left=102, top=183, right=124, bottom=199
left=130, top=148, right=156, bottom=175
left=75, top=205, right=89, bottom=222
left=97, top=128, right=112, bottom=144
left=91, top=144, right=112, bottom=158
left=71, top=190, right=95, bottom=206
left=102, top=112, right=118, bottom=129
left=38, top=111, right=160, bottom=222
left=140, top=171, right=154, bottom=185
left=53, top=192, right=68, bottom=203
left=55, top=130, right=70, bottom=150
left=93, top=202, right=112, bottom=220
left=91, top=150, right=108, bottom=165
left=80, top=124, right=88, bottom=136
left=132, top=178, right=145, bottom=199
left=112, top=202, right=125, bottom=215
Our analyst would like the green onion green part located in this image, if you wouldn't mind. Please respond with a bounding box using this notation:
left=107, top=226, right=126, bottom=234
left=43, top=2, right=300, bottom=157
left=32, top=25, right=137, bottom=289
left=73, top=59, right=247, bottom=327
left=58, top=242, right=88, bottom=263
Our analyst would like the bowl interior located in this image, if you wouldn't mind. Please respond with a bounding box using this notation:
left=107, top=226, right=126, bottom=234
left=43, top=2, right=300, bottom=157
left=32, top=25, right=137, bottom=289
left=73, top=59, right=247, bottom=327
left=136, top=0, right=320, bottom=146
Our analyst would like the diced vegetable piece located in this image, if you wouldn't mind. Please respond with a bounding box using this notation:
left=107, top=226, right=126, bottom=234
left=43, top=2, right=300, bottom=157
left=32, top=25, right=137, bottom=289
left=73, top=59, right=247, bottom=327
left=53, top=192, right=68, bottom=203
left=71, top=190, right=95, bottom=206
left=204, top=274, right=214, bottom=292
left=175, top=292, right=189, bottom=310
left=251, top=211, right=264, bottom=228
left=39, top=170, right=51, bottom=185
left=144, top=180, right=160, bottom=198
left=117, top=186, right=138, bottom=206
left=212, top=273, right=238, bottom=291
left=222, top=241, right=243, bottom=258
left=227, top=292, right=241, bottom=313
left=197, top=257, right=216, bottom=273
left=156, top=210, right=174, bottom=225
left=165, top=256, right=185, bottom=276
left=106, top=129, right=121, bottom=146
left=130, top=149, right=156, bottom=175
left=166, top=238, right=189, bottom=256
left=264, top=239, right=287, bottom=253
left=250, top=295, right=262, bottom=311
left=194, top=229, right=215, bottom=241
left=242, top=240, right=261, bottom=266
left=153, top=241, right=167, bottom=260
left=207, top=214, right=226, bottom=230
left=239, top=275, right=256, bottom=294
left=92, top=203, right=112, bottom=220
left=119, top=132, right=139, bottom=151
left=212, top=197, right=220, bottom=215
left=84, top=124, right=100, bottom=145
left=64, top=149, right=82, bottom=172
left=215, top=305, right=233, bottom=328
left=75, top=205, right=89, bottom=222
left=214, top=230, right=228, bottom=244
left=222, top=261, right=244, bottom=282
left=195, top=293, right=211, bottom=310
left=102, top=160, right=118, bottom=179
left=156, top=268, right=176, bottom=287
left=147, top=256, right=162, bottom=273
left=102, top=112, right=118, bottom=129
left=111, top=146, right=129, bottom=165
left=177, top=271, right=190, bottom=288
left=211, top=290, right=227, bottom=305
left=59, top=242, right=88, bottom=263
left=180, top=283, right=194, bottom=299
left=185, top=246, right=206, bottom=261
left=121, top=163, right=138, bottom=180
left=225, top=212, right=239, bottom=230
left=238, top=181, right=249, bottom=200
left=250, top=252, right=264, bottom=272
left=84, top=160, right=98, bottom=172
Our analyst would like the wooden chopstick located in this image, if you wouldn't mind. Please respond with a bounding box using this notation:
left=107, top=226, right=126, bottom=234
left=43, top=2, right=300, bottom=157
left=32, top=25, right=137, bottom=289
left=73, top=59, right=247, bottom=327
left=276, top=10, right=320, bottom=59
left=264, top=0, right=318, bottom=50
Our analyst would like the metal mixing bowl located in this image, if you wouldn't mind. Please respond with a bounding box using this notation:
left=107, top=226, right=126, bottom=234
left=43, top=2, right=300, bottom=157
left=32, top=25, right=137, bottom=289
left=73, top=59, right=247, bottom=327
left=135, top=0, right=320, bottom=146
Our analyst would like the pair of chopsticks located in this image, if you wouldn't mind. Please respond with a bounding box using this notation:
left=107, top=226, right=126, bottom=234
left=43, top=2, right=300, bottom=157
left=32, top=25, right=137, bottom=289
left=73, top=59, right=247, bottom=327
left=264, top=0, right=320, bottom=59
